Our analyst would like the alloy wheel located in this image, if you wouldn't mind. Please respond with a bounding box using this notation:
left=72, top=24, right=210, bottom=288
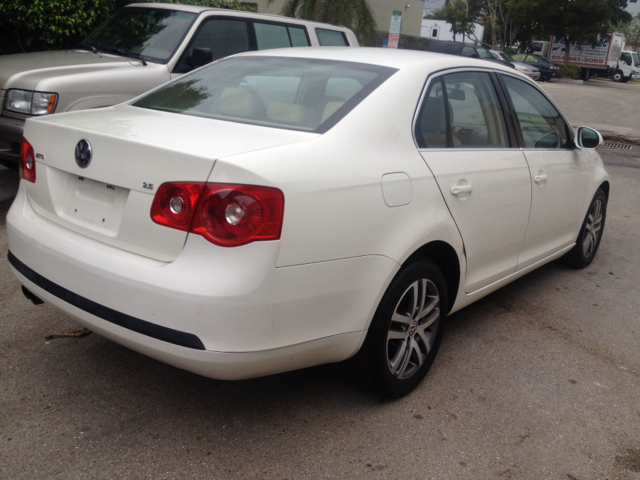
left=582, top=197, right=604, bottom=258
left=386, top=279, right=440, bottom=380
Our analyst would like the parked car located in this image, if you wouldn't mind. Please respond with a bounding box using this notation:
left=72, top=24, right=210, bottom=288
left=0, top=3, right=358, bottom=169
left=490, top=50, right=541, bottom=80
left=511, top=53, right=563, bottom=81
left=8, top=48, right=609, bottom=398
left=426, top=40, right=515, bottom=69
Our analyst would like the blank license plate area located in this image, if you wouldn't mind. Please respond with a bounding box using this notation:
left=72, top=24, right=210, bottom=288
left=61, top=176, right=129, bottom=235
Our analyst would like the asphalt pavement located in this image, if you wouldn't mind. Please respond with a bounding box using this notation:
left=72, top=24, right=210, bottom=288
left=540, top=77, right=640, bottom=143
left=1, top=78, right=640, bottom=479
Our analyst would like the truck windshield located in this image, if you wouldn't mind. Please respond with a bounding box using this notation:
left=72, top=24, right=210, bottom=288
left=134, top=56, right=397, bottom=134
left=633, top=52, right=640, bottom=68
left=82, top=8, right=196, bottom=64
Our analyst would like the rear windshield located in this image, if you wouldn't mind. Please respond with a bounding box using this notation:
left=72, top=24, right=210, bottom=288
left=134, top=56, right=397, bottom=133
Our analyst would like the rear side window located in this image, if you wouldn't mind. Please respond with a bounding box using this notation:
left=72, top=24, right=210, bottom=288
left=135, top=56, right=396, bottom=133
left=502, top=75, right=571, bottom=148
left=254, top=22, right=310, bottom=49
left=316, top=28, right=348, bottom=46
left=415, top=71, right=509, bottom=149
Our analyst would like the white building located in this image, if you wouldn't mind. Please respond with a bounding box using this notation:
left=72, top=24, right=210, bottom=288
left=421, top=19, right=484, bottom=44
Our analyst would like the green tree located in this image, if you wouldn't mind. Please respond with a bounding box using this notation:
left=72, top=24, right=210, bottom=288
left=619, top=12, right=640, bottom=51
left=485, top=0, right=532, bottom=49
left=0, top=0, right=255, bottom=55
left=424, top=0, right=485, bottom=42
left=0, top=0, right=113, bottom=52
left=538, top=0, right=631, bottom=66
left=423, top=7, right=448, bottom=20
left=441, top=0, right=479, bottom=41
left=269, top=0, right=377, bottom=44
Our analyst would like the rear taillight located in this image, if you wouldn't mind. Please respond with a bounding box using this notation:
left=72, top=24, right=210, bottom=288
left=150, top=182, right=205, bottom=231
left=20, top=139, right=36, bottom=183
left=151, top=182, right=284, bottom=247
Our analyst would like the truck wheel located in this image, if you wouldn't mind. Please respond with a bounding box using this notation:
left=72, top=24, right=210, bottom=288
left=612, top=70, right=623, bottom=82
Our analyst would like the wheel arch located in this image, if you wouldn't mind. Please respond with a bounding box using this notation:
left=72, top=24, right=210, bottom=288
left=403, top=240, right=460, bottom=314
left=598, top=181, right=610, bottom=199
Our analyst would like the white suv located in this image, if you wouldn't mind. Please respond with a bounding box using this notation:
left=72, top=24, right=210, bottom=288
left=0, top=3, right=358, bottom=168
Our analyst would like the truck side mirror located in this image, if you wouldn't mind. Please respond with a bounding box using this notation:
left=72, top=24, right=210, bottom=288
left=189, top=47, right=213, bottom=69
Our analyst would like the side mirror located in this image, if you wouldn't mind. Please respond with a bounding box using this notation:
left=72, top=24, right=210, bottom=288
left=189, top=47, right=213, bottom=69
left=576, top=126, right=603, bottom=149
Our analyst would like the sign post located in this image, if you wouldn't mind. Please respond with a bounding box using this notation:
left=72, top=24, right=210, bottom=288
left=388, top=10, right=402, bottom=49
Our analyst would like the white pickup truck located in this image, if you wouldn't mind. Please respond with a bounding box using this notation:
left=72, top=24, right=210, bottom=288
left=0, top=3, right=358, bottom=168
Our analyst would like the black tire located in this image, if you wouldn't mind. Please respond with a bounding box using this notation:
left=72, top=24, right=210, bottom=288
left=564, top=189, right=607, bottom=268
left=349, top=260, right=447, bottom=399
left=612, top=70, right=623, bottom=82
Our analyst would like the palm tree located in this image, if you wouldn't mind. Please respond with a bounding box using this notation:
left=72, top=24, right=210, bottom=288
left=270, top=0, right=378, bottom=45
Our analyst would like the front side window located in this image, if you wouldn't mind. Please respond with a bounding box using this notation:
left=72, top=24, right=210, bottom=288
left=502, top=75, right=572, bottom=148
left=176, top=19, right=250, bottom=72
left=316, top=28, right=348, bottom=46
left=415, top=71, right=509, bottom=149
left=135, top=56, right=396, bottom=133
left=83, top=8, right=196, bottom=63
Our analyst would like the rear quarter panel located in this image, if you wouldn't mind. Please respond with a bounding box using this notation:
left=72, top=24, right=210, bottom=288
left=207, top=65, right=464, bottom=269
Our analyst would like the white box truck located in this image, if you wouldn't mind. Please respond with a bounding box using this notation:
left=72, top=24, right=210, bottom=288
left=545, top=32, right=625, bottom=80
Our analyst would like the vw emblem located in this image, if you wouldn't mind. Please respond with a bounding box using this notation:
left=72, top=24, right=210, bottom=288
left=409, top=320, right=418, bottom=336
left=75, top=139, right=92, bottom=168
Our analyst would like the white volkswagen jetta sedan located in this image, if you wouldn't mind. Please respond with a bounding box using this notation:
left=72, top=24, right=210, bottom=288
left=7, top=48, right=608, bottom=398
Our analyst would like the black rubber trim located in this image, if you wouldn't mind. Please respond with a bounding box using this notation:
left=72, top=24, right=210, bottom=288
left=8, top=250, right=206, bottom=350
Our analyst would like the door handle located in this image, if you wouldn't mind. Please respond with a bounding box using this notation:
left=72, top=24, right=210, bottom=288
left=451, top=184, right=473, bottom=195
left=534, top=174, right=548, bottom=184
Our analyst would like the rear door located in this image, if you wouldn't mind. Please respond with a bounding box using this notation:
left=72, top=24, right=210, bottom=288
left=416, top=69, right=531, bottom=293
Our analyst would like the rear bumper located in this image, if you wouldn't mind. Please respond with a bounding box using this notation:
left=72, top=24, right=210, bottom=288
left=7, top=183, right=396, bottom=379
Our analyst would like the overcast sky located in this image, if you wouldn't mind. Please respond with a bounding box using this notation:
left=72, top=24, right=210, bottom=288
left=422, top=0, right=640, bottom=17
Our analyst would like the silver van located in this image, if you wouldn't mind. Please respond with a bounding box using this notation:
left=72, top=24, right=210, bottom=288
left=0, top=3, right=358, bottom=168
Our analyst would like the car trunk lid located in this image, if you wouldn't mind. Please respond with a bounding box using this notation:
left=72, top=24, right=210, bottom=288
left=23, top=104, right=316, bottom=261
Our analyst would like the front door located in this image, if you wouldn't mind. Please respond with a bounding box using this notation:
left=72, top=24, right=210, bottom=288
left=499, top=74, right=589, bottom=270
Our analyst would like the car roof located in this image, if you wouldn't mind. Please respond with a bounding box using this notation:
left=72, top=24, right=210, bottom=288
left=233, top=46, right=519, bottom=74
left=125, top=3, right=353, bottom=30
